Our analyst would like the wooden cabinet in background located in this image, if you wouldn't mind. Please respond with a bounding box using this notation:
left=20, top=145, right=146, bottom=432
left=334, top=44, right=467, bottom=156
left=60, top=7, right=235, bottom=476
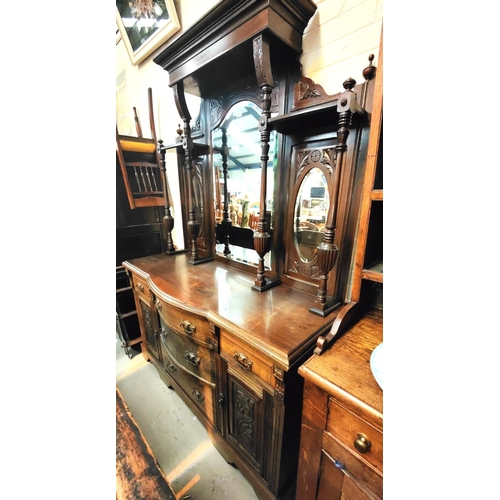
left=296, top=310, right=383, bottom=500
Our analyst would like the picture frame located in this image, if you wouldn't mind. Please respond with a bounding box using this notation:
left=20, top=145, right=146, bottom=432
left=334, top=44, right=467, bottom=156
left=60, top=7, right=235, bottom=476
left=116, top=0, right=180, bottom=66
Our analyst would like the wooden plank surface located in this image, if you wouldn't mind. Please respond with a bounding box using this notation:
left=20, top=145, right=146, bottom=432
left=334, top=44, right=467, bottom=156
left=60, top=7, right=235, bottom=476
left=116, top=389, right=176, bottom=500
left=123, top=253, right=336, bottom=368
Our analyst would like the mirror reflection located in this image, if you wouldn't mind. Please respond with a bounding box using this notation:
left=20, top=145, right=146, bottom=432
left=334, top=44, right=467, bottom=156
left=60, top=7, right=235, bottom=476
left=212, top=100, right=276, bottom=266
left=294, top=167, right=329, bottom=262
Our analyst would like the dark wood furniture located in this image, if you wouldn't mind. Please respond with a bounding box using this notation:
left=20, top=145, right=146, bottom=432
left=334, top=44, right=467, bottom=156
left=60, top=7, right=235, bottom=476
left=122, top=2, right=381, bottom=499
left=295, top=32, right=383, bottom=500
left=124, top=252, right=335, bottom=500
left=116, top=266, right=142, bottom=358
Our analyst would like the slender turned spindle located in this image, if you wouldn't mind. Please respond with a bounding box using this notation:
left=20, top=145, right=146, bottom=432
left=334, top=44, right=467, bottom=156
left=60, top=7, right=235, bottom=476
left=182, top=118, right=200, bottom=263
left=310, top=77, right=366, bottom=316
left=253, top=82, right=273, bottom=289
left=220, top=127, right=231, bottom=256
left=158, top=139, right=176, bottom=253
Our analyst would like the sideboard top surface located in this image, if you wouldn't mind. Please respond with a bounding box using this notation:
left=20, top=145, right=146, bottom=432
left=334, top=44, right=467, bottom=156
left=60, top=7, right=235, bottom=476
left=123, top=253, right=336, bottom=369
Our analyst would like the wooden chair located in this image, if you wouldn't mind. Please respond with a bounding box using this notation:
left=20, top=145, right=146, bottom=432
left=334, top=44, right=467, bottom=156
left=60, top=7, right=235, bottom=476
left=116, top=88, right=165, bottom=209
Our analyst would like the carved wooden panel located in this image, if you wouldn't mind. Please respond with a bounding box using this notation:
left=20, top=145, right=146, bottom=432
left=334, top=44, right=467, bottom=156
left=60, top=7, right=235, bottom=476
left=284, top=141, right=340, bottom=294
left=227, top=376, right=264, bottom=471
left=140, top=299, right=160, bottom=360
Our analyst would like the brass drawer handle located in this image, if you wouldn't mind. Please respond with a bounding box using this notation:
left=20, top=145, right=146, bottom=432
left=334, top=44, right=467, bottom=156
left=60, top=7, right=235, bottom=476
left=154, top=299, right=162, bottom=311
left=135, top=283, right=144, bottom=292
left=353, top=433, right=372, bottom=454
left=234, top=351, right=253, bottom=371
left=184, top=351, right=200, bottom=366
left=192, top=389, right=204, bottom=403
left=166, top=362, right=176, bottom=373
left=180, top=320, right=196, bottom=335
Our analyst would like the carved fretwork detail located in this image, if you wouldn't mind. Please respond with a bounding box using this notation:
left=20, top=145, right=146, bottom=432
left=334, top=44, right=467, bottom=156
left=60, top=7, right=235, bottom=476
left=274, top=379, right=284, bottom=403
left=208, top=322, right=219, bottom=350
left=289, top=256, right=320, bottom=279
left=273, top=365, right=284, bottom=381
left=140, top=301, right=155, bottom=347
left=293, top=75, right=337, bottom=111
left=233, top=384, right=257, bottom=456
left=191, top=113, right=202, bottom=135
left=209, top=97, right=224, bottom=128
left=298, top=81, right=321, bottom=100
left=192, top=161, right=205, bottom=245
left=296, top=147, right=336, bottom=182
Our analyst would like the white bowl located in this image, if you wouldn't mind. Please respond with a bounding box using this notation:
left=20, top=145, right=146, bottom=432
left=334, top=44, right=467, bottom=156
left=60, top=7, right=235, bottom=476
left=370, top=343, right=383, bottom=390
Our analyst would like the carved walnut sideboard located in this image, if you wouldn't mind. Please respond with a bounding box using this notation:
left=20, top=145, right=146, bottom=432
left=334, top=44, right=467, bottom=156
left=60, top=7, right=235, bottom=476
left=123, top=252, right=335, bottom=500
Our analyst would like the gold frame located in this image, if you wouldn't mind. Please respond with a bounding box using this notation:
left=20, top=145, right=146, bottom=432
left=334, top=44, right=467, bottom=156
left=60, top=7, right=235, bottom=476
left=116, top=0, right=180, bottom=66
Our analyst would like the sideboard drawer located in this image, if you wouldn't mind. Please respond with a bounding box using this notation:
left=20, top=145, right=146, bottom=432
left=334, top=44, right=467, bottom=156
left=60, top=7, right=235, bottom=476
left=131, top=273, right=150, bottom=302
left=326, top=399, right=382, bottom=473
left=160, top=338, right=216, bottom=425
left=155, top=297, right=216, bottom=350
left=220, top=332, right=273, bottom=387
left=158, top=315, right=216, bottom=386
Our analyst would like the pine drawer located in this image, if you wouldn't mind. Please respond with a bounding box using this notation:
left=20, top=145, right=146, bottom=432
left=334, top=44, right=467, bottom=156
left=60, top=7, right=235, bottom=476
left=326, top=399, right=382, bottom=474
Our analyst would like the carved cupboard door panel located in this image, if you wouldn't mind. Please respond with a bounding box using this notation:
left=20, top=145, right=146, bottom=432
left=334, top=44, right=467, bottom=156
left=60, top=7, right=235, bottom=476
left=226, top=372, right=266, bottom=474
left=138, top=296, right=161, bottom=362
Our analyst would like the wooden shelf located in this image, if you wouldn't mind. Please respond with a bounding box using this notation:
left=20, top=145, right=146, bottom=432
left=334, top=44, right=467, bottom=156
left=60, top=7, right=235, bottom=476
left=362, top=261, right=383, bottom=283
left=371, top=189, right=383, bottom=201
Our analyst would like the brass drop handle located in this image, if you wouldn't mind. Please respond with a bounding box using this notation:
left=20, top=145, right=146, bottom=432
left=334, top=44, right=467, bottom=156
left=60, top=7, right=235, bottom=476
left=155, top=299, right=162, bottom=311
left=192, top=389, right=204, bottom=403
left=180, top=320, right=196, bottom=335
left=234, top=351, right=253, bottom=371
left=353, top=433, right=371, bottom=454
left=184, top=351, right=200, bottom=366
left=135, top=283, right=144, bottom=292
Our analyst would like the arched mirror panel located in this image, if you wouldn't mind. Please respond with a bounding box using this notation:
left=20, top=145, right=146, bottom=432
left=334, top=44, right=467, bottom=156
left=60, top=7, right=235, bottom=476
left=212, top=100, right=277, bottom=268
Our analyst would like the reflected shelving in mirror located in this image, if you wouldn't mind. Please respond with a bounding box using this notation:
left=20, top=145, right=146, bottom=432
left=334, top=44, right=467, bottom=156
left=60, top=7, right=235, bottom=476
left=294, top=167, right=329, bottom=263
left=212, top=100, right=277, bottom=265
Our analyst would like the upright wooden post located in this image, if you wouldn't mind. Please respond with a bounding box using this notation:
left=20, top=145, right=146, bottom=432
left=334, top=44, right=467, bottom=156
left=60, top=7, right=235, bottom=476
left=251, top=35, right=281, bottom=291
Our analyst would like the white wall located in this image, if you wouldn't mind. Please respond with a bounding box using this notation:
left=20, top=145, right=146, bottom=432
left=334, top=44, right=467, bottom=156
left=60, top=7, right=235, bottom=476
left=116, top=0, right=383, bottom=249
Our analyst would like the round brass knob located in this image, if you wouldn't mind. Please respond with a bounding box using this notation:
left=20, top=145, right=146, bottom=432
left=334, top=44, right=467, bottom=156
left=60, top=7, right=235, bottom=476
left=353, top=433, right=371, bottom=454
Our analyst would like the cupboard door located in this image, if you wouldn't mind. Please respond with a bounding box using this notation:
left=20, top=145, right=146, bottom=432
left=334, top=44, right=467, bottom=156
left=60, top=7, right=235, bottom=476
left=226, top=371, right=266, bottom=474
left=138, top=297, right=161, bottom=362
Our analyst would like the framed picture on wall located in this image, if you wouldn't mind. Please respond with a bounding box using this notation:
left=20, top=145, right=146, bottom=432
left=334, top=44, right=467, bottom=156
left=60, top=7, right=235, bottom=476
left=116, top=0, right=180, bottom=66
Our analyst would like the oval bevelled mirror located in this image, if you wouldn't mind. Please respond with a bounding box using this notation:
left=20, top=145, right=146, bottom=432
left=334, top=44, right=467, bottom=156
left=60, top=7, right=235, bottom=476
left=293, top=167, right=329, bottom=262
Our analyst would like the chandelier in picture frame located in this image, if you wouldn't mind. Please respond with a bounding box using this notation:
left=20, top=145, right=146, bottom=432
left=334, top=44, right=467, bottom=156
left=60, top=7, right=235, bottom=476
left=116, top=0, right=180, bottom=66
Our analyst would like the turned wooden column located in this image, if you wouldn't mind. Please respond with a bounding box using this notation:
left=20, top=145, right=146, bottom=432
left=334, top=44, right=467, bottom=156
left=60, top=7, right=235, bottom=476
left=251, top=34, right=281, bottom=292
left=310, top=77, right=367, bottom=317
left=219, top=126, right=232, bottom=256
left=172, top=81, right=205, bottom=264
left=157, top=139, right=177, bottom=253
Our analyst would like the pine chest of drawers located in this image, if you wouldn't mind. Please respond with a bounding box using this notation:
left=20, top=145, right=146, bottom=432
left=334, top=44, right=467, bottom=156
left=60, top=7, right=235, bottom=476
left=296, top=309, right=383, bottom=500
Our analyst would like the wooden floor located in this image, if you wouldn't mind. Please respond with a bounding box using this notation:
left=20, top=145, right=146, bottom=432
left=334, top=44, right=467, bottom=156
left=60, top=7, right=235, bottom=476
left=116, top=388, right=176, bottom=500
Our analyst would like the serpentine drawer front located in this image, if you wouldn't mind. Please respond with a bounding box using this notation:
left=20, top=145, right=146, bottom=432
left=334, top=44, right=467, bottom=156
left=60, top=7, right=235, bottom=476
left=160, top=343, right=216, bottom=425
left=155, top=297, right=216, bottom=350
left=158, top=313, right=216, bottom=386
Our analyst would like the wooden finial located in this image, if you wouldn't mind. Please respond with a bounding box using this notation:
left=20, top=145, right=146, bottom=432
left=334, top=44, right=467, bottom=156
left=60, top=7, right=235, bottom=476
left=362, top=54, right=377, bottom=81
left=343, top=77, right=357, bottom=91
